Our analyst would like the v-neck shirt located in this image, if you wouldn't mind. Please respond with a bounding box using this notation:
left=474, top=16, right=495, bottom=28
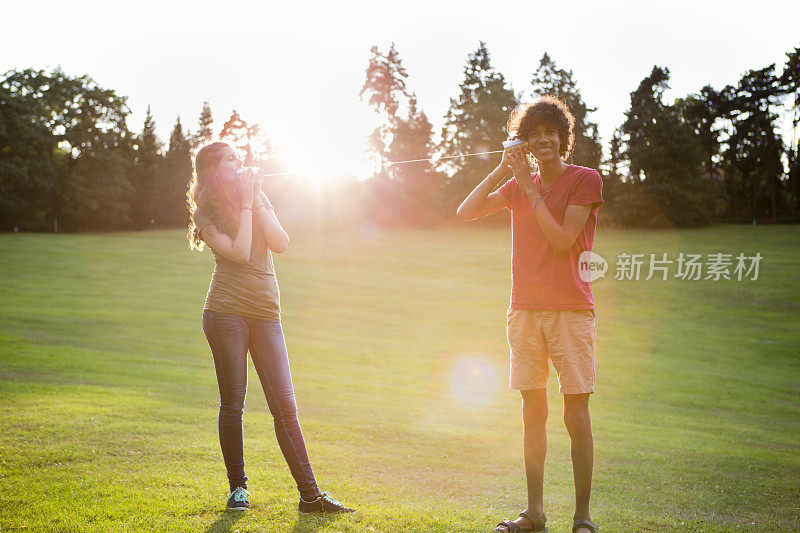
left=497, top=165, right=604, bottom=310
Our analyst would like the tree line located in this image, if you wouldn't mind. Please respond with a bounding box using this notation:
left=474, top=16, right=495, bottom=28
left=360, top=42, right=800, bottom=227
left=0, top=69, right=272, bottom=232
left=1, top=42, right=798, bottom=232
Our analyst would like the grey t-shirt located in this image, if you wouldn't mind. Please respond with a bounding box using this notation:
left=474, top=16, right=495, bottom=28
left=193, top=202, right=280, bottom=320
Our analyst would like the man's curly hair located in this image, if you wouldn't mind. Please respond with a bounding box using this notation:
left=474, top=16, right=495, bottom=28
left=507, top=95, right=575, bottom=160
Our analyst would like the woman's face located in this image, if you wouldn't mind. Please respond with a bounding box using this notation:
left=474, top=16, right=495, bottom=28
left=216, top=146, right=243, bottom=187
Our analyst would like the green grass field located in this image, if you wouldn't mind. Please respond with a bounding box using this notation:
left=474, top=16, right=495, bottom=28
left=1, top=224, right=798, bottom=532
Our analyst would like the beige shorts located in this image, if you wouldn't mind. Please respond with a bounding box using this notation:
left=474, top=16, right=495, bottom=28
left=507, top=308, right=596, bottom=394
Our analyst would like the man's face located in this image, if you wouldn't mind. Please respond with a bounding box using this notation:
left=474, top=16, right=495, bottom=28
left=526, top=124, right=562, bottom=164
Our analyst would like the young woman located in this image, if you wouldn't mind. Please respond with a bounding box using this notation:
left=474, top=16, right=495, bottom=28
left=187, top=141, right=354, bottom=514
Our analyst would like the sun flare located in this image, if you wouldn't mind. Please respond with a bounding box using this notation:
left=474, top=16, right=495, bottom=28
left=261, top=95, right=378, bottom=187
left=272, top=140, right=376, bottom=188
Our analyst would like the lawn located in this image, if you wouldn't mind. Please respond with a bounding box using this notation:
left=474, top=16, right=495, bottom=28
left=1, top=224, right=798, bottom=532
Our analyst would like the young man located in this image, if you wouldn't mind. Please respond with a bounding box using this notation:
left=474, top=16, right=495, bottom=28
left=457, top=96, right=603, bottom=533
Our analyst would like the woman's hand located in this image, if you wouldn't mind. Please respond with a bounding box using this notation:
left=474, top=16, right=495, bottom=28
left=253, top=174, right=274, bottom=211
left=253, top=173, right=265, bottom=205
left=240, top=169, right=255, bottom=207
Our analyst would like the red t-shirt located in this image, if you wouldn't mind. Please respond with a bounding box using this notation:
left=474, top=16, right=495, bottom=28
left=497, top=165, right=604, bottom=310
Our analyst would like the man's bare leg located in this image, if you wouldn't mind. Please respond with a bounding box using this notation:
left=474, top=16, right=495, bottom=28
left=495, top=388, right=548, bottom=532
left=564, top=393, right=593, bottom=533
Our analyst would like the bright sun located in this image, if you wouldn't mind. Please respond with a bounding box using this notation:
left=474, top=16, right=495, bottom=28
left=276, top=142, right=374, bottom=188
left=262, top=98, right=379, bottom=187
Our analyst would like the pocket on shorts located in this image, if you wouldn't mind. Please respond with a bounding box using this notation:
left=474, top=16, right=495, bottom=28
left=572, top=308, right=595, bottom=318
left=560, top=309, right=596, bottom=347
left=506, top=308, right=517, bottom=341
left=506, top=308, right=529, bottom=347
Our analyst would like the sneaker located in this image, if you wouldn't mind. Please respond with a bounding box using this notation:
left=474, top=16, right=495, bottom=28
left=298, top=491, right=355, bottom=514
left=226, top=486, right=250, bottom=511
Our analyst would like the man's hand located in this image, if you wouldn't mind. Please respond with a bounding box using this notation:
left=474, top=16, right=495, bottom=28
left=505, top=146, right=534, bottom=194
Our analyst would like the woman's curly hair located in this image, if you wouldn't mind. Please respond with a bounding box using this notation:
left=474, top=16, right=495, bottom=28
left=507, top=95, right=575, bottom=160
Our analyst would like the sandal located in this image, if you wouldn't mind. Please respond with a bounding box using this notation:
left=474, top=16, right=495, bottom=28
left=494, top=511, right=548, bottom=532
left=572, top=518, right=600, bottom=533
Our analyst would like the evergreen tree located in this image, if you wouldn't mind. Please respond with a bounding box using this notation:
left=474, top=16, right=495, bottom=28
left=438, top=42, right=517, bottom=215
left=359, top=43, right=410, bottom=175
left=678, top=85, right=722, bottom=178
left=360, top=45, right=441, bottom=224
left=159, top=116, right=193, bottom=227
left=623, top=66, right=670, bottom=182
left=780, top=46, right=800, bottom=214
left=387, top=95, right=443, bottom=224
left=132, top=105, right=164, bottom=227
left=530, top=53, right=602, bottom=169
left=360, top=43, right=409, bottom=120
left=599, top=127, right=638, bottom=227
left=622, top=66, right=710, bottom=227
left=388, top=95, right=434, bottom=178
left=220, top=110, right=265, bottom=165
left=605, top=127, right=625, bottom=183
left=720, top=65, right=784, bottom=222
left=194, top=100, right=214, bottom=147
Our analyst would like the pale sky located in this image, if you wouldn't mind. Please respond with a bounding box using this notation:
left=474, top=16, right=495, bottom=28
left=3, top=0, right=799, bottom=179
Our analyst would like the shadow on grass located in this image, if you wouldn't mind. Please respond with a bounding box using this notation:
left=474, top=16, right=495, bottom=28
left=289, top=513, right=344, bottom=533
left=203, top=510, right=244, bottom=533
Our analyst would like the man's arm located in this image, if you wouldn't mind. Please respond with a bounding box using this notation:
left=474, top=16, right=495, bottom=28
left=456, top=152, right=515, bottom=220
left=506, top=151, right=593, bottom=255
left=531, top=202, right=592, bottom=255
left=518, top=178, right=592, bottom=255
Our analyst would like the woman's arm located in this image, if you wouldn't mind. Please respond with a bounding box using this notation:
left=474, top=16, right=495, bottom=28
left=198, top=171, right=256, bottom=264
left=254, top=190, right=289, bottom=254
left=456, top=150, right=515, bottom=220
